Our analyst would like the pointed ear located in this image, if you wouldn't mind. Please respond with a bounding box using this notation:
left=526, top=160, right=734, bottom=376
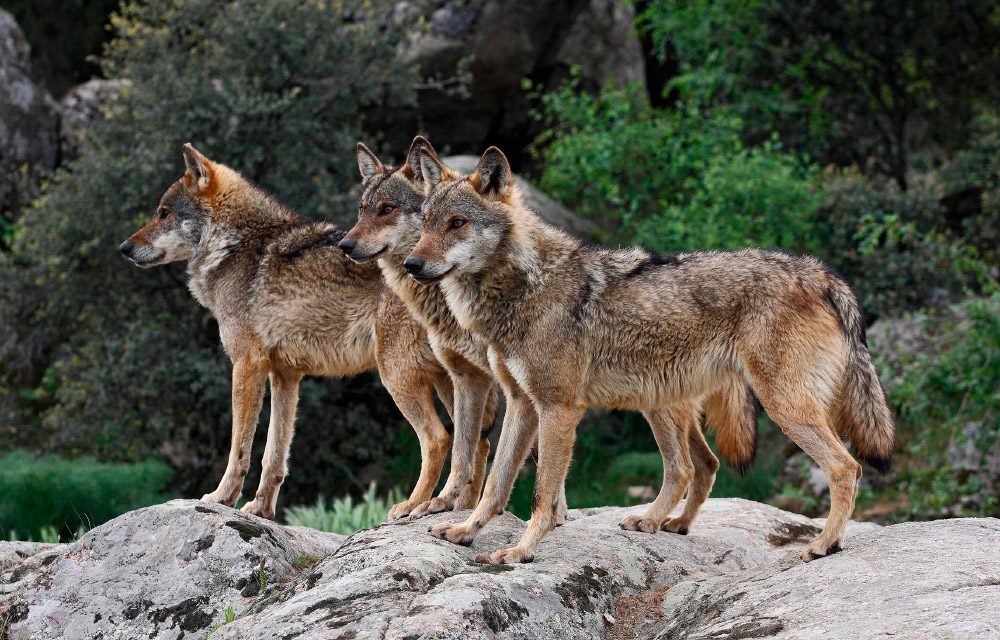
left=405, top=135, right=439, bottom=183
left=182, top=143, right=214, bottom=194
left=418, top=147, right=446, bottom=196
left=357, top=142, right=383, bottom=182
left=471, top=146, right=514, bottom=200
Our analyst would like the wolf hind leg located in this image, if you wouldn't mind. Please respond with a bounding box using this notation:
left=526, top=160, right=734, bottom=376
left=757, top=388, right=861, bottom=561
left=662, top=419, right=720, bottom=535
left=620, top=403, right=696, bottom=534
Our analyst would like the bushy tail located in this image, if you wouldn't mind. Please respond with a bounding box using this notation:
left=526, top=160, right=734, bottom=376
left=825, top=278, right=895, bottom=473
left=703, top=379, right=760, bottom=474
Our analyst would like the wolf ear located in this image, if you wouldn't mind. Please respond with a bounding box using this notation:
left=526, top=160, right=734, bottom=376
left=357, top=142, right=383, bottom=183
left=418, top=147, right=447, bottom=196
left=405, top=135, right=439, bottom=183
left=182, top=143, right=213, bottom=194
left=472, top=146, right=513, bottom=200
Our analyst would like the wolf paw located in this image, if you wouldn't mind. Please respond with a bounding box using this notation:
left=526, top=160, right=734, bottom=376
left=428, top=521, right=476, bottom=546
left=409, top=494, right=458, bottom=520
left=476, top=545, right=533, bottom=565
left=661, top=517, right=690, bottom=535
left=619, top=514, right=663, bottom=534
left=201, top=490, right=238, bottom=507
left=386, top=499, right=422, bottom=521
left=240, top=500, right=274, bottom=520
left=801, top=538, right=843, bottom=562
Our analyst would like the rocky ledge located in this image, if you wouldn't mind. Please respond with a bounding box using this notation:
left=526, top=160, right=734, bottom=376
left=1, top=499, right=995, bottom=639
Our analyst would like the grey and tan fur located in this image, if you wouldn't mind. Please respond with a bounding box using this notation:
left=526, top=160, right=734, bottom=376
left=406, top=145, right=894, bottom=564
left=120, top=144, right=456, bottom=520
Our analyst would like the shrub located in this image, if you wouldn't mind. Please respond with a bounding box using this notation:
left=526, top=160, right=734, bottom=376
left=0, top=452, right=173, bottom=540
left=284, top=484, right=401, bottom=535
left=874, top=295, right=1000, bottom=519
left=532, top=81, right=822, bottom=255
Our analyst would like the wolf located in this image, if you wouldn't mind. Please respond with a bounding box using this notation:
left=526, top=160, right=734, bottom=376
left=340, top=137, right=760, bottom=526
left=119, top=144, right=460, bottom=520
left=405, top=146, right=894, bottom=564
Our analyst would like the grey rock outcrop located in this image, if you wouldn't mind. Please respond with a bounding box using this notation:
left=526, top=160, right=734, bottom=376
left=650, top=518, right=1000, bottom=640
left=3, top=498, right=993, bottom=639
left=58, top=78, right=131, bottom=159
left=383, top=0, right=645, bottom=159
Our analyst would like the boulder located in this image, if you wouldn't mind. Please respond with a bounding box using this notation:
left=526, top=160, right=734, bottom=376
left=3, top=498, right=991, bottom=639
left=0, top=8, right=60, bottom=229
left=58, top=78, right=131, bottom=159
left=382, top=0, right=645, bottom=162
left=650, top=518, right=1000, bottom=640
left=2, top=500, right=344, bottom=640
left=444, top=154, right=598, bottom=238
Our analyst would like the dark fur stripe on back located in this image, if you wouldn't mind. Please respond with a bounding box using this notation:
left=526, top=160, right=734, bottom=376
left=624, top=251, right=682, bottom=278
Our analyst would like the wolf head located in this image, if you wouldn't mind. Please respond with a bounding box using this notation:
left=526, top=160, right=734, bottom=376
left=339, top=136, right=447, bottom=264
left=404, top=146, right=517, bottom=284
left=119, top=144, right=222, bottom=268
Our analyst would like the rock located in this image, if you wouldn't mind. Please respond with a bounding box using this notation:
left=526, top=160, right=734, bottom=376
left=382, top=0, right=645, bottom=162
left=3, top=500, right=344, bottom=640
left=58, top=78, right=131, bottom=159
left=4, top=498, right=989, bottom=639
left=444, top=154, right=598, bottom=238
left=0, top=9, right=60, bottom=169
left=650, top=518, right=1000, bottom=640
left=0, top=8, right=60, bottom=229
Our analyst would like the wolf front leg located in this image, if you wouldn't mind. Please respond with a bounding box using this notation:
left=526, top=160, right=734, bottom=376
left=410, top=362, right=494, bottom=518
left=478, top=403, right=585, bottom=564
left=241, top=369, right=303, bottom=519
left=202, top=355, right=268, bottom=507
left=428, top=383, right=538, bottom=545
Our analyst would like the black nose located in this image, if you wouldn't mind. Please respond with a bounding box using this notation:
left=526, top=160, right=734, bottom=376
left=119, top=240, right=134, bottom=257
left=403, top=256, right=424, bottom=274
left=338, top=237, right=356, bottom=254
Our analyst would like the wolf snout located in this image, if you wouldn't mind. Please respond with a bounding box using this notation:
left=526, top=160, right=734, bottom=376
left=337, top=237, right=356, bottom=255
left=119, top=239, right=134, bottom=257
left=403, top=256, right=424, bottom=275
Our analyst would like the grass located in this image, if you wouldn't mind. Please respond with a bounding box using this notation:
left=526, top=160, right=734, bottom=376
left=0, top=452, right=174, bottom=542
left=283, top=483, right=401, bottom=535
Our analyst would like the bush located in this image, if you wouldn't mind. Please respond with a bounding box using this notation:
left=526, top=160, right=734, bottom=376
left=0, top=452, right=173, bottom=540
left=874, top=295, right=1000, bottom=519
left=284, top=484, right=401, bottom=535
left=0, top=0, right=424, bottom=504
left=532, top=82, right=823, bottom=255
left=819, top=171, right=991, bottom=319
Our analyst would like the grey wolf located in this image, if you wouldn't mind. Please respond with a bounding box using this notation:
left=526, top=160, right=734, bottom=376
left=405, top=145, right=894, bottom=564
left=119, top=144, right=456, bottom=520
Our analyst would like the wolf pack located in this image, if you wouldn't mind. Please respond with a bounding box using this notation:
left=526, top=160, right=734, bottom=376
left=119, top=137, right=894, bottom=565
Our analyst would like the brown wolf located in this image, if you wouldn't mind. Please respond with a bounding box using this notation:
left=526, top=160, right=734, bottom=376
left=340, top=136, right=759, bottom=525
left=340, top=139, right=503, bottom=519
left=406, top=146, right=894, bottom=564
left=119, top=144, right=458, bottom=520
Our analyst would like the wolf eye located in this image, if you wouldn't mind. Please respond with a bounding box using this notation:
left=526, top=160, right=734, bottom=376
left=449, top=218, right=466, bottom=230
left=158, top=208, right=171, bottom=220
left=378, top=203, right=396, bottom=216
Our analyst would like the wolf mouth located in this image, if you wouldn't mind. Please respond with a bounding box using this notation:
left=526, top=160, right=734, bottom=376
left=410, top=265, right=454, bottom=284
left=349, top=245, right=388, bottom=263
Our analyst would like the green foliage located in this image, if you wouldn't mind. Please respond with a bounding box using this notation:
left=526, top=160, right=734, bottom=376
left=877, top=295, right=1000, bottom=519
left=533, top=82, right=822, bottom=255
left=0, top=452, right=173, bottom=541
left=638, top=0, right=1000, bottom=188
left=819, top=171, right=992, bottom=318
left=0, top=0, right=422, bottom=503
left=284, top=484, right=401, bottom=535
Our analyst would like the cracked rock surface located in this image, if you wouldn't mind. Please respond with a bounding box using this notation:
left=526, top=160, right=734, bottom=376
left=2, top=498, right=993, bottom=639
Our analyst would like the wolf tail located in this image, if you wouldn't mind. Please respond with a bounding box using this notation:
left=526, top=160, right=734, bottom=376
left=825, top=277, right=895, bottom=473
left=703, top=379, right=760, bottom=473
